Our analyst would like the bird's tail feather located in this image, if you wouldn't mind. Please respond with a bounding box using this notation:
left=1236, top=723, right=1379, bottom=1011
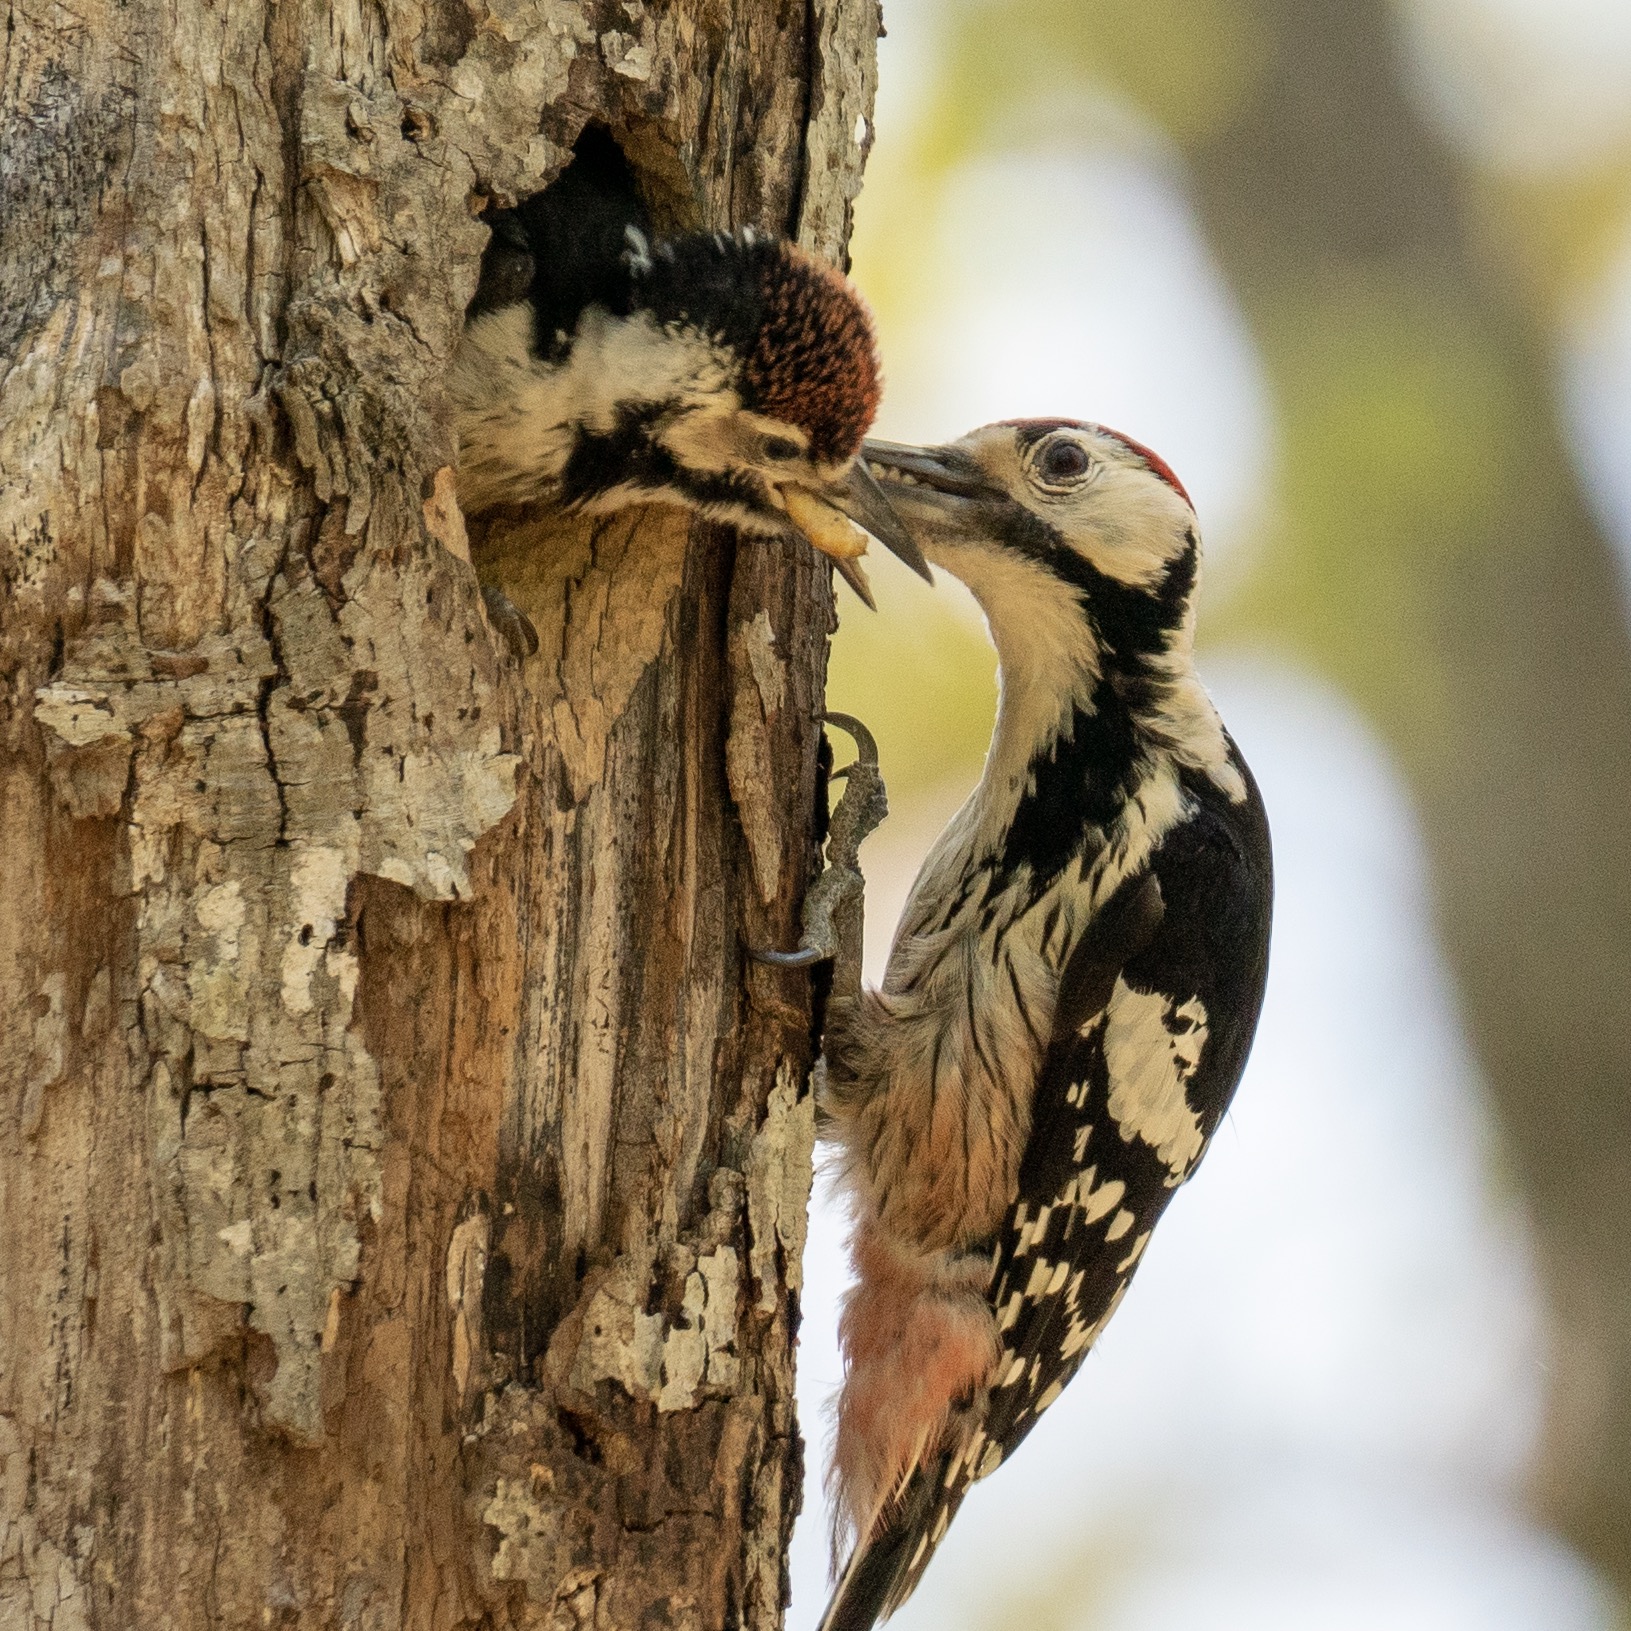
left=817, top=1453, right=970, bottom=1631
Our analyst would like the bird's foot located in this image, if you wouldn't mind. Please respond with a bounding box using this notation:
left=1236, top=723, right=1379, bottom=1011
left=481, top=582, right=540, bottom=661
left=750, top=712, right=886, bottom=1005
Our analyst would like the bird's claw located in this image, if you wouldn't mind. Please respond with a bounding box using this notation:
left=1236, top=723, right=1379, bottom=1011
left=750, top=713, right=886, bottom=996
left=481, top=583, right=540, bottom=661
left=751, top=943, right=829, bottom=969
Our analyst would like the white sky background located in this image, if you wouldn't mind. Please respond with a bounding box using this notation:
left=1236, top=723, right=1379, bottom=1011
left=1395, top=0, right=1631, bottom=177
left=789, top=0, right=1631, bottom=1624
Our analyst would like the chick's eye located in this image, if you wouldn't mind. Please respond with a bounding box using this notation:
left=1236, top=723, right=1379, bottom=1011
left=1036, top=438, right=1092, bottom=485
left=763, top=435, right=802, bottom=462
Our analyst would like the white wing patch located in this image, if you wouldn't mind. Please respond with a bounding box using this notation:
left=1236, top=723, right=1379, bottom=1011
left=1096, top=978, right=1208, bottom=1180
left=1059, top=1276, right=1128, bottom=1361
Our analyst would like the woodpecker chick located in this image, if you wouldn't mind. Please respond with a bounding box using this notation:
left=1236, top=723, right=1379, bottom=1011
left=817, top=421, right=1272, bottom=1631
left=449, top=212, right=929, bottom=605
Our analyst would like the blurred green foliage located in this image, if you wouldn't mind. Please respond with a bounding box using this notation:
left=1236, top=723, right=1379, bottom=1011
left=827, top=562, right=994, bottom=802
left=941, top=0, right=1270, bottom=145
left=839, top=0, right=1631, bottom=790
left=1214, top=271, right=1531, bottom=749
left=839, top=0, right=1284, bottom=802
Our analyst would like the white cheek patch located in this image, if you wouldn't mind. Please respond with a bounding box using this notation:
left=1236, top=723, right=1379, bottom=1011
left=447, top=304, right=737, bottom=512
left=567, top=307, right=737, bottom=434
left=1096, top=978, right=1208, bottom=1181
left=1066, top=472, right=1192, bottom=588
left=659, top=402, right=756, bottom=476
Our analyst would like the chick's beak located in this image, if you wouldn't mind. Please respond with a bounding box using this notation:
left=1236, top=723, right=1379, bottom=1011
left=780, top=463, right=934, bottom=610
left=826, top=461, right=935, bottom=585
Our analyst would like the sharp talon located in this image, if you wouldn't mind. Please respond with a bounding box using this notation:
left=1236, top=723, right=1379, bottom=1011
left=823, top=711, right=878, bottom=767
left=754, top=711, right=883, bottom=984
left=746, top=711, right=880, bottom=965
left=481, top=583, right=539, bottom=660
left=749, top=943, right=831, bottom=968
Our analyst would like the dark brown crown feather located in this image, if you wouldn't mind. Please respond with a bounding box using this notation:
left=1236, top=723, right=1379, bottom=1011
left=630, top=233, right=882, bottom=465
left=739, top=242, right=882, bottom=464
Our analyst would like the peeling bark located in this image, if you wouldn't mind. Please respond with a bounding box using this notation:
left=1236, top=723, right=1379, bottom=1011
left=0, top=1, right=880, bottom=1625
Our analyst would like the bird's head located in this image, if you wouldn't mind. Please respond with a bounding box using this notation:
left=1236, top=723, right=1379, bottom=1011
left=565, top=231, right=930, bottom=601
left=863, top=420, right=1200, bottom=673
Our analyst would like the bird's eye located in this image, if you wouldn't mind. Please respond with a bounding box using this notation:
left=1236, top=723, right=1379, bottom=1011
left=1034, top=437, right=1093, bottom=488
left=763, top=435, right=802, bottom=462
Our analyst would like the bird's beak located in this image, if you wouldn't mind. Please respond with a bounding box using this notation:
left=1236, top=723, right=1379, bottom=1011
left=824, top=461, right=935, bottom=585
left=781, top=463, right=935, bottom=608
left=857, top=440, right=995, bottom=565
left=861, top=439, right=991, bottom=504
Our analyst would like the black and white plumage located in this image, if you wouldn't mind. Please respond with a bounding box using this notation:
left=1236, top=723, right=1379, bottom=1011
left=817, top=421, right=1273, bottom=1631
left=448, top=132, right=928, bottom=606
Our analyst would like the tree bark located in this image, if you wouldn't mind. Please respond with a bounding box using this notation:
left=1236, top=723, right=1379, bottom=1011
left=0, top=2, right=878, bottom=1626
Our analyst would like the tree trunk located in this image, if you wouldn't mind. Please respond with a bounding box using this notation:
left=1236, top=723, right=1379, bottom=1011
left=0, top=2, right=878, bottom=1626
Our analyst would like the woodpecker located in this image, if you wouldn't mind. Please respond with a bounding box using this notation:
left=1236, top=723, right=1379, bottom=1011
left=815, top=421, right=1272, bottom=1631
left=448, top=133, right=929, bottom=611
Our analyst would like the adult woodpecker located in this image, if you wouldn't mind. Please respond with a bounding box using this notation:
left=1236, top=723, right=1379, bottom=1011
left=448, top=132, right=929, bottom=619
left=815, top=421, right=1272, bottom=1631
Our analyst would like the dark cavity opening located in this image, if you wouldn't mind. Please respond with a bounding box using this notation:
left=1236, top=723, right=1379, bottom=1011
left=466, top=127, right=651, bottom=346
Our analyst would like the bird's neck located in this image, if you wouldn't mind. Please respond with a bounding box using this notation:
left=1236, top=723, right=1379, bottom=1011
left=892, top=599, right=1221, bottom=972
left=955, top=561, right=1237, bottom=867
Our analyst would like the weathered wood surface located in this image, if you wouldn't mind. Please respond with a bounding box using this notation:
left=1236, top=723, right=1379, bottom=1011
left=0, top=1, right=879, bottom=1625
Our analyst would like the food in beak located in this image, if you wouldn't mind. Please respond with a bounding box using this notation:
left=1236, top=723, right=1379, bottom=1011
left=780, top=461, right=933, bottom=609
left=827, top=462, right=934, bottom=583
left=783, top=486, right=879, bottom=606
left=784, top=487, right=871, bottom=562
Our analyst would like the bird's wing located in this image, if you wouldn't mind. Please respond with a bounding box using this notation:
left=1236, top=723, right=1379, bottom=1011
left=821, top=774, right=1272, bottom=1631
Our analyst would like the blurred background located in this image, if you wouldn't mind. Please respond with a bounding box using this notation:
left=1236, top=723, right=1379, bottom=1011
left=788, top=1, right=1631, bottom=1626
